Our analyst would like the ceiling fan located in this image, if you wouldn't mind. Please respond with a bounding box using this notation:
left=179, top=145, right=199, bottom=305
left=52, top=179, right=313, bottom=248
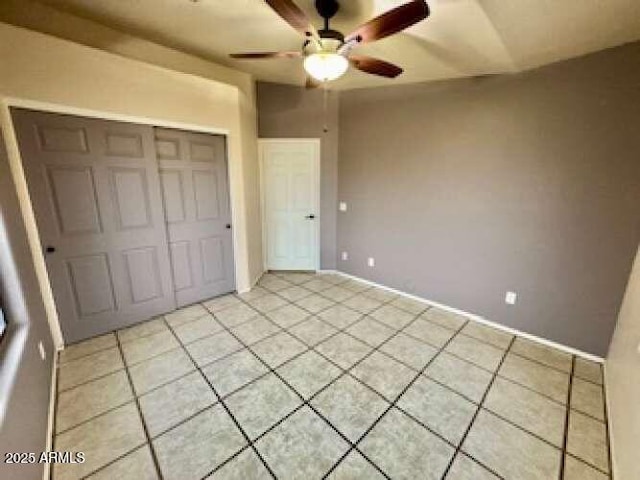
left=230, top=0, right=430, bottom=86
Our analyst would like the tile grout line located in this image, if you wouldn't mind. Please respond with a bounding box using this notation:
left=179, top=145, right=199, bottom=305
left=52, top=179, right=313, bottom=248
left=556, top=361, right=612, bottom=478
left=51, top=277, right=527, bottom=476
left=58, top=329, right=300, bottom=397
left=56, top=365, right=129, bottom=394
left=558, top=355, right=576, bottom=480
left=564, top=453, right=610, bottom=477
left=242, top=283, right=600, bottom=384
left=56, top=361, right=167, bottom=480
left=229, top=280, right=425, bottom=477
left=409, top=328, right=607, bottom=419
left=228, top=280, right=412, bottom=479
left=57, top=344, right=120, bottom=367
left=439, top=335, right=517, bottom=480
left=77, top=445, right=152, bottom=480
left=602, top=363, right=614, bottom=480
left=132, top=297, right=368, bottom=450
left=307, top=272, right=603, bottom=382
left=65, top=321, right=581, bottom=478
left=54, top=273, right=612, bottom=479
left=113, top=334, right=164, bottom=480
left=114, top=282, right=598, bottom=475
left=58, top=314, right=172, bottom=364
left=468, top=406, right=565, bottom=461
left=454, top=333, right=577, bottom=376
left=125, top=315, right=608, bottom=476
left=386, top=406, right=506, bottom=480
left=350, top=318, right=504, bottom=477
left=161, top=316, right=279, bottom=480
left=321, top=316, right=474, bottom=479
left=238, top=278, right=535, bottom=479
left=57, top=343, right=183, bottom=394
left=206, top=283, right=613, bottom=479
left=55, top=398, right=134, bottom=437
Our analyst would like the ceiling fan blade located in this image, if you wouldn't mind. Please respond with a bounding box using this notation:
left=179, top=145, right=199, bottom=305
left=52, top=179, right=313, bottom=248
left=266, top=0, right=318, bottom=38
left=344, top=0, right=430, bottom=45
left=230, top=51, right=302, bottom=59
left=350, top=55, right=403, bottom=78
left=305, top=76, right=321, bottom=89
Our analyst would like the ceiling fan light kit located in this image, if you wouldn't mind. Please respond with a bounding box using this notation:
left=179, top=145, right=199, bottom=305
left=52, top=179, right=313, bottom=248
left=230, top=0, right=430, bottom=86
left=304, top=51, right=349, bottom=81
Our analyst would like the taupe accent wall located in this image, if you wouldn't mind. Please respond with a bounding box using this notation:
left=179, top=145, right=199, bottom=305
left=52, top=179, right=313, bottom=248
left=257, top=82, right=339, bottom=270
left=338, top=42, right=640, bottom=356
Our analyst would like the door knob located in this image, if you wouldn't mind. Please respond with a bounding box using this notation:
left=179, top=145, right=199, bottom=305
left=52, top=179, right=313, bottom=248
left=45, top=246, right=56, bottom=254
left=226, top=224, right=232, bottom=229
left=305, top=214, right=316, bottom=219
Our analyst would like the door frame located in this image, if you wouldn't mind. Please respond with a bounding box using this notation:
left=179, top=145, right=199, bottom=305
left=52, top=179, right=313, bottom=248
left=258, top=138, right=321, bottom=272
left=1, top=97, right=241, bottom=347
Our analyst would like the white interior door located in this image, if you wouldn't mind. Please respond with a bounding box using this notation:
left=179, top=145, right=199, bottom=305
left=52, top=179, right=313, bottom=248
left=260, top=140, right=320, bottom=271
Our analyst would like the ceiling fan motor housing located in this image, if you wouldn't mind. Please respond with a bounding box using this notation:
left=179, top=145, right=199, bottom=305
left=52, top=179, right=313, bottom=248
left=315, top=0, right=339, bottom=20
left=314, top=0, right=343, bottom=51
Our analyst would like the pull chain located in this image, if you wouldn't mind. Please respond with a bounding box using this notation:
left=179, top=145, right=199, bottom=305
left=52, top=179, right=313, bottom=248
left=323, top=82, right=329, bottom=133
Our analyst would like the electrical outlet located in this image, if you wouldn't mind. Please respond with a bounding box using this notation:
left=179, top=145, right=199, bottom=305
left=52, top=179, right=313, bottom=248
left=341, top=251, right=348, bottom=261
left=339, top=202, right=347, bottom=212
left=368, top=257, right=375, bottom=267
left=505, top=291, right=517, bottom=305
left=38, top=341, right=46, bottom=361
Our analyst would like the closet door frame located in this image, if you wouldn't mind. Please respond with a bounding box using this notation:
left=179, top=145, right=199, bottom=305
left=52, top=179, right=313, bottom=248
left=2, top=97, right=241, bottom=346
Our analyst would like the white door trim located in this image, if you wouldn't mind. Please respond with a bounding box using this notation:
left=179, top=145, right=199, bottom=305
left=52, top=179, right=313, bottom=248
left=0, top=96, right=241, bottom=348
left=259, top=138, right=321, bottom=272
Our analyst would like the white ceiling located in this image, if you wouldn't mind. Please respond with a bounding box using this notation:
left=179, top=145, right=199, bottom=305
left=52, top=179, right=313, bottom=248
left=29, top=0, right=640, bottom=89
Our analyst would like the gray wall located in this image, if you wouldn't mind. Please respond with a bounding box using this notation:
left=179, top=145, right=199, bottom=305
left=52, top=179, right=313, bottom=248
left=257, top=82, right=339, bottom=270
left=0, top=131, right=54, bottom=480
left=338, top=42, right=640, bottom=356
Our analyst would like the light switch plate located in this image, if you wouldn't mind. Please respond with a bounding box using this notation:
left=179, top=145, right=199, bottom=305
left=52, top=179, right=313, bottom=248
left=341, top=251, right=348, bottom=261
left=368, top=257, right=375, bottom=267
left=339, top=202, right=347, bottom=212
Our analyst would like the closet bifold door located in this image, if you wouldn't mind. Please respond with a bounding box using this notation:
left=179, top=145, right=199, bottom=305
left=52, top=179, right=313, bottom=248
left=10, top=108, right=176, bottom=343
left=154, top=127, right=235, bottom=308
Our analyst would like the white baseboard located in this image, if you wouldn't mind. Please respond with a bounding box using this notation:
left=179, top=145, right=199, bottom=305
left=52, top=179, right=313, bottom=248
left=43, top=350, right=58, bottom=480
left=318, top=270, right=605, bottom=363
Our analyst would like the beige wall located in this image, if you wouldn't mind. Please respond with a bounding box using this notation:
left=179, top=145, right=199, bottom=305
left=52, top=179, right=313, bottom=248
left=0, top=22, right=263, bottom=346
left=606, top=245, right=640, bottom=480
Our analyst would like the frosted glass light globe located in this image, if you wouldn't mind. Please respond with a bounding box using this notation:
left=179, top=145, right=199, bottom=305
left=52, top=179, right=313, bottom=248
left=304, top=52, right=349, bottom=82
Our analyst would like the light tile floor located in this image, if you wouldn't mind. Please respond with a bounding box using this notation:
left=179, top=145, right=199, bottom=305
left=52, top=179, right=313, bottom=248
left=53, top=272, right=612, bottom=480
